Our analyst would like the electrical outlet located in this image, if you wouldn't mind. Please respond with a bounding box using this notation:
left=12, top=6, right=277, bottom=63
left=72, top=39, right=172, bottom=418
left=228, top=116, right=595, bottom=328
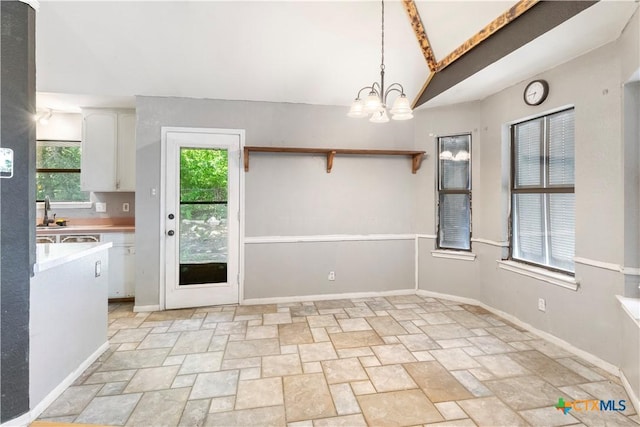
left=95, top=260, right=101, bottom=277
left=328, top=271, right=335, bottom=281
left=538, top=298, right=546, bottom=312
left=122, top=202, right=130, bottom=212
left=95, top=202, right=107, bottom=212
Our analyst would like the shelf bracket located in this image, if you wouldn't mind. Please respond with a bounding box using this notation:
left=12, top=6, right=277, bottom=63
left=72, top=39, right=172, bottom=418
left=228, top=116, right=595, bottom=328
left=244, top=147, right=250, bottom=172
left=412, top=153, right=425, bottom=174
left=326, top=151, right=336, bottom=173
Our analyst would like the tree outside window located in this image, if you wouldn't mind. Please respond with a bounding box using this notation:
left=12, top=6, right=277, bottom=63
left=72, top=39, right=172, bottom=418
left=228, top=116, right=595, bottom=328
left=36, top=140, right=89, bottom=202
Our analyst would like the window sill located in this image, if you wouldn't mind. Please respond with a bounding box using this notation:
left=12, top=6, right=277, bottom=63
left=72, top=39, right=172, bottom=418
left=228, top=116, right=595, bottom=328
left=431, top=250, right=476, bottom=261
left=497, top=260, right=579, bottom=291
left=36, top=201, right=93, bottom=210
left=616, top=295, right=640, bottom=328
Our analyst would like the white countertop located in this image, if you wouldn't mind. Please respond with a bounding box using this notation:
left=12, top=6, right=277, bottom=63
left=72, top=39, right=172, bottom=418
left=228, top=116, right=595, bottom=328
left=34, top=242, right=113, bottom=273
left=617, top=295, right=640, bottom=328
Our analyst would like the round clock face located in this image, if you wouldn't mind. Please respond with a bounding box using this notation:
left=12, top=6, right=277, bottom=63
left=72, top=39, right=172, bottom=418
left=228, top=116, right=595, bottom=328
left=524, top=80, right=549, bottom=106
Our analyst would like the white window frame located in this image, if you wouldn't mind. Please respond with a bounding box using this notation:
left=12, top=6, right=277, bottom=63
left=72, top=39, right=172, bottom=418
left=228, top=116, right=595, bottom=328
left=36, top=139, right=92, bottom=207
left=509, top=107, right=575, bottom=275
left=436, top=133, right=472, bottom=251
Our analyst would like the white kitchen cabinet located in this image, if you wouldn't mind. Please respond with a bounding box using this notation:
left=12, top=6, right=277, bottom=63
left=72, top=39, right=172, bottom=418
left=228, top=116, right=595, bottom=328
left=81, top=109, right=136, bottom=192
left=101, top=232, right=135, bottom=298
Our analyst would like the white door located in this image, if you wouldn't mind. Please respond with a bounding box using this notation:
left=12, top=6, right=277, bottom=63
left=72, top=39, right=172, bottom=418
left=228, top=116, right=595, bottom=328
left=163, top=128, right=242, bottom=309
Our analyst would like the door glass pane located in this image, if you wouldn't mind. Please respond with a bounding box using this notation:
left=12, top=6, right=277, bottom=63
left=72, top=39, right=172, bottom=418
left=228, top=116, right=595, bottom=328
left=178, top=148, right=228, bottom=285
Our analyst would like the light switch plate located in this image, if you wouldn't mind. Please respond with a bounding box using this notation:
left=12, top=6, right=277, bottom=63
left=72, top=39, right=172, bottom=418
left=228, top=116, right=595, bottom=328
left=95, top=202, right=107, bottom=212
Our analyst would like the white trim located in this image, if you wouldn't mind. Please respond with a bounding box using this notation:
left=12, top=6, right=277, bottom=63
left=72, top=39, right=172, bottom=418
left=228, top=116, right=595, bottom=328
left=159, top=127, right=167, bottom=311
left=616, top=295, right=640, bottom=327
left=414, top=237, right=419, bottom=291
left=25, top=341, right=109, bottom=426
left=18, top=0, right=39, bottom=11
left=160, top=127, right=245, bottom=310
left=431, top=250, right=476, bottom=261
left=471, top=238, right=509, bottom=247
left=620, top=369, right=640, bottom=415
left=497, top=260, right=579, bottom=291
left=242, top=289, right=415, bottom=306
left=239, top=136, right=246, bottom=305
left=416, top=289, right=619, bottom=376
left=244, top=234, right=416, bottom=244
left=416, top=234, right=437, bottom=239
left=133, top=304, right=161, bottom=313
left=622, top=266, right=640, bottom=276
left=574, top=256, right=622, bottom=273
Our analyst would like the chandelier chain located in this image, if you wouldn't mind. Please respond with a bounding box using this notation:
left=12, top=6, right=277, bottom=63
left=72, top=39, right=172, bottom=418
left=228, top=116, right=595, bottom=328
left=380, top=0, right=385, bottom=72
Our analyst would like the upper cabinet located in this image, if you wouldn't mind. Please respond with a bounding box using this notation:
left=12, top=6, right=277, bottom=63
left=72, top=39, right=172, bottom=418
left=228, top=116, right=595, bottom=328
left=81, top=109, right=136, bottom=192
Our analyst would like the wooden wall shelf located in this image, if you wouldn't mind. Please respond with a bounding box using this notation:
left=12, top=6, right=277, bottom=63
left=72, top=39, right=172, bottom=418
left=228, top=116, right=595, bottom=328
left=243, top=146, right=427, bottom=174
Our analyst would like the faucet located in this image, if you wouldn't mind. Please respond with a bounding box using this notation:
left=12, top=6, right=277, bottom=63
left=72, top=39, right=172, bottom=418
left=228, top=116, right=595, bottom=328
left=42, top=196, right=55, bottom=226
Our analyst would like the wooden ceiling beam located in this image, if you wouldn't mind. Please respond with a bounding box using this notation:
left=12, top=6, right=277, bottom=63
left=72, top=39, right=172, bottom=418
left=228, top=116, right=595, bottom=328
left=436, top=0, right=540, bottom=73
left=413, top=0, right=598, bottom=108
left=402, top=0, right=437, bottom=72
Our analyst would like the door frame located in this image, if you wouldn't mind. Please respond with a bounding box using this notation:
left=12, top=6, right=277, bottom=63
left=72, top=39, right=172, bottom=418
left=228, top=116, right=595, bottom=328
left=159, top=126, right=245, bottom=310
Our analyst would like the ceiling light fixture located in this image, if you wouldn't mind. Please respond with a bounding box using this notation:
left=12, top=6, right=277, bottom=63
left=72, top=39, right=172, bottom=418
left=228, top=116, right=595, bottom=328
left=348, top=0, right=413, bottom=123
left=37, top=109, right=52, bottom=125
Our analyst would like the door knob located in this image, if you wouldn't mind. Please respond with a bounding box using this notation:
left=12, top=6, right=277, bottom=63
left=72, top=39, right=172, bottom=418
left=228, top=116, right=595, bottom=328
left=167, top=230, right=175, bottom=236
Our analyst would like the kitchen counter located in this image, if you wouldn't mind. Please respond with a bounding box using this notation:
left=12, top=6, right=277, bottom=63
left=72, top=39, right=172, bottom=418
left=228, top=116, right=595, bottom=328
left=30, top=242, right=110, bottom=412
left=36, top=225, right=134, bottom=235
left=34, top=242, right=113, bottom=273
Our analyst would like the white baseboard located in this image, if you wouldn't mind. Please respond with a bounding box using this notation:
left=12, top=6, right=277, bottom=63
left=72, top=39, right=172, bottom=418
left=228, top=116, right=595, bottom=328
left=620, top=369, right=640, bottom=415
left=6, top=341, right=110, bottom=427
left=416, top=289, right=620, bottom=376
left=133, top=304, right=161, bottom=312
left=242, top=289, right=416, bottom=306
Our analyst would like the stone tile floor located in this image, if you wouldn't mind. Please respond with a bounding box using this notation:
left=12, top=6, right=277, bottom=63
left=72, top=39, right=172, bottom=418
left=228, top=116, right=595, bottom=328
left=38, top=295, right=639, bottom=426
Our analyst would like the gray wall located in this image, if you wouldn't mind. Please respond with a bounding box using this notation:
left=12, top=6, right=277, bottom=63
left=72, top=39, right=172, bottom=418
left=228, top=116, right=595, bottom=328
left=0, top=2, right=35, bottom=422
left=416, top=7, right=639, bottom=398
left=135, top=97, right=416, bottom=306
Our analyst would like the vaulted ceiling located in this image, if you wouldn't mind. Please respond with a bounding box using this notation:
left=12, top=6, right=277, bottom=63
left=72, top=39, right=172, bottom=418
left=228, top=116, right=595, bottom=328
left=35, top=1, right=638, bottom=113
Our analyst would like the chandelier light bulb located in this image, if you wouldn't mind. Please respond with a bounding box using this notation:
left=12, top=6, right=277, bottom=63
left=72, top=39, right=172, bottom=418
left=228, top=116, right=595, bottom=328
left=391, top=112, right=414, bottom=121
left=390, top=94, right=413, bottom=116
left=364, top=91, right=382, bottom=113
left=347, top=99, right=368, bottom=118
left=369, top=108, right=390, bottom=123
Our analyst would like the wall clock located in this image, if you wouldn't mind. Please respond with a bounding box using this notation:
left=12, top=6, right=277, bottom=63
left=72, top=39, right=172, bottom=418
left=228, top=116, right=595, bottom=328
left=523, top=79, right=549, bottom=106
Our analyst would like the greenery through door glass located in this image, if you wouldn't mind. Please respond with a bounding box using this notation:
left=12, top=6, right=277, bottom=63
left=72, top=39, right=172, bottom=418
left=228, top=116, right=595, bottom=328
left=179, top=148, right=229, bottom=271
left=36, top=141, right=89, bottom=202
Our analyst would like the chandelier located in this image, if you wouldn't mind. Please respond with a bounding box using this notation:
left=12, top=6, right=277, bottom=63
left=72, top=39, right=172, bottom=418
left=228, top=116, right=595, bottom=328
left=347, top=0, right=413, bottom=123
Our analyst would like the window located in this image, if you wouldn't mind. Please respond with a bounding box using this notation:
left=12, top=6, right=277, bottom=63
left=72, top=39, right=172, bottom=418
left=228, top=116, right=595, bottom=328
left=36, top=139, right=89, bottom=202
left=510, top=108, right=575, bottom=273
left=437, top=134, right=471, bottom=250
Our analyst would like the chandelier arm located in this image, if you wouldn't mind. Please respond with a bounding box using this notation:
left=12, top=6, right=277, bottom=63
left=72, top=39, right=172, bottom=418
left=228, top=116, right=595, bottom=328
left=383, top=84, right=405, bottom=103
left=371, top=82, right=382, bottom=96
left=355, top=86, right=374, bottom=99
